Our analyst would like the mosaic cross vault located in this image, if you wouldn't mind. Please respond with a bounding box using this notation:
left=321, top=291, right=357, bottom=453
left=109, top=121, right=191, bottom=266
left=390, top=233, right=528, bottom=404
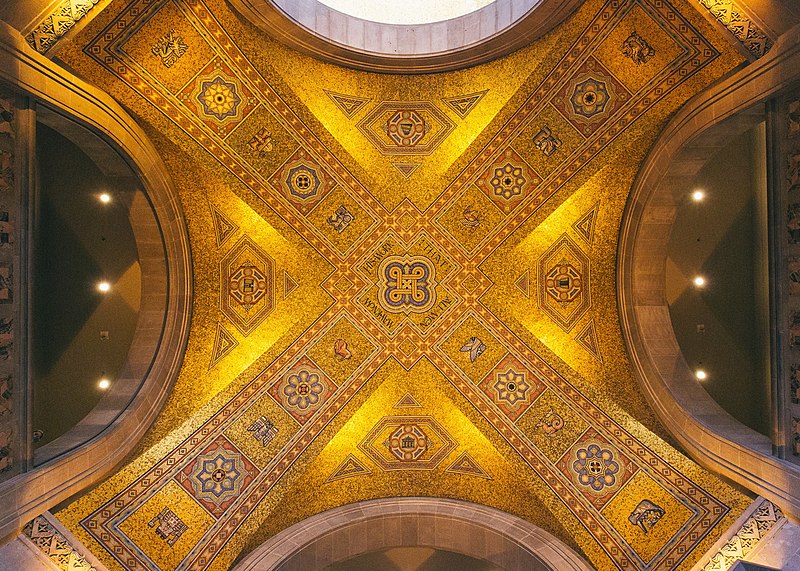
left=51, top=0, right=755, bottom=569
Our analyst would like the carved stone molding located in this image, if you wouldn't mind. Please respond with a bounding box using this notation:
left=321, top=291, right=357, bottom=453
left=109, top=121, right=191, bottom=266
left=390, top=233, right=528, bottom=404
left=229, top=0, right=583, bottom=74
left=0, top=21, right=191, bottom=540
left=234, top=497, right=593, bottom=571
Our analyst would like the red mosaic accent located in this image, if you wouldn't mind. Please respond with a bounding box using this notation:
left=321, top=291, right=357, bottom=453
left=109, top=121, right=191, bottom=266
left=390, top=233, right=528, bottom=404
left=556, top=428, right=638, bottom=509
left=176, top=435, right=258, bottom=518
left=552, top=57, right=631, bottom=136
left=179, top=57, right=257, bottom=137
left=475, top=148, right=542, bottom=214
left=479, top=354, right=546, bottom=421
left=269, top=147, right=336, bottom=215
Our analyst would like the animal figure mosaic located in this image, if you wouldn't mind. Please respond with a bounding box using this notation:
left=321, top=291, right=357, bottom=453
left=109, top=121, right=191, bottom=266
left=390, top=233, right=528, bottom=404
left=45, top=0, right=758, bottom=569
left=622, top=31, right=655, bottom=64
left=460, top=336, right=486, bottom=363
left=151, top=31, right=188, bottom=68
left=629, top=500, right=666, bottom=534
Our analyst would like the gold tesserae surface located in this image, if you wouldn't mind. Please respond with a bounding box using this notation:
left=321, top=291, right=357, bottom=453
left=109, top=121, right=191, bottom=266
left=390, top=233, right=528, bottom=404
left=52, top=0, right=751, bottom=569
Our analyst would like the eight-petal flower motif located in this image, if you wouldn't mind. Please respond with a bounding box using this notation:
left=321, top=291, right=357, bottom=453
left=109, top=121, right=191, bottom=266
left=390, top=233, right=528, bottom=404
left=283, top=368, right=324, bottom=410
left=570, top=78, right=609, bottom=118
left=195, top=452, right=241, bottom=499
left=573, top=443, right=619, bottom=492
left=493, top=368, right=530, bottom=406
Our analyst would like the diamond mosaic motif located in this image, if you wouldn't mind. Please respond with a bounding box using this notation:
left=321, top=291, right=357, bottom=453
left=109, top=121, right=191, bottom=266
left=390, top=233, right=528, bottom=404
left=177, top=436, right=257, bottom=517
left=268, top=356, right=337, bottom=425
left=479, top=354, right=545, bottom=421
left=356, top=101, right=455, bottom=156
left=557, top=429, right=637, bottom=509
left=358, top=415, right=457, bottom=471
left=476, top=148, right=542, bottom=213
left=270, top=148, right=336, bottom=215
left=182, top=58, right=256, bottom=137
left=553, top=57, right=630, bottom=136
left=220, top=236, right=275, bottom=336
left=537, top=234, right=590, bottom=332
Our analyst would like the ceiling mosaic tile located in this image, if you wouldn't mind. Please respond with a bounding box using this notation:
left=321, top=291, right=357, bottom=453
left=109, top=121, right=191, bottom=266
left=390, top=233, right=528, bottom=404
left=51, top=0, right=753, bottom=569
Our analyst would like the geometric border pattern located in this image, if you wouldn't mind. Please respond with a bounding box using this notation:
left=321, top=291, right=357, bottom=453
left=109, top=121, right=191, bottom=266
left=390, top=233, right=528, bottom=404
left=75, top=0, right=737, bottom=569
left=176, top=435, right=258, bottom=518
left=357, top=415, right=458, bottom=471
left=700, top=498, right=784, bottom=571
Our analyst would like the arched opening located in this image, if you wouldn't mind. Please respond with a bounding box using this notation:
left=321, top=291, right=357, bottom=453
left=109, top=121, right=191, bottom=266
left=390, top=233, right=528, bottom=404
left=0, top=24, right=191, bottom=538
left=617, top=27, right=800, bottom=518
left=233, top=498, right=593, bottom=571
left=229, top=0, right=583, bottom=73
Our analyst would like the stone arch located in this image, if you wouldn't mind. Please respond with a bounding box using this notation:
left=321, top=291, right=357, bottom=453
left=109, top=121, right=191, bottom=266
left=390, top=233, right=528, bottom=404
left=233, top=497, right=593, bottom=571
left=617, top=24, right=800, bottom=518
left=0, top=22, right=191, bottom=537
left=229, top=0, right=583, bottom=74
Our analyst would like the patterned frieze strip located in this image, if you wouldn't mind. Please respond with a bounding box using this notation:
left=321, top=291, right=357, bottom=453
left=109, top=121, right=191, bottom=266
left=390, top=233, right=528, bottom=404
left=782, top=89, right=800, bottom=465
left=82, top=311, right=385, bottom=571
left=22, top=512, right=108, bottom=571
left=83, top=0, right=387, bottom=265
left=0, top=86, right=19, bottom=482
left=695, top=0, right=772, bottom=58
left=696, top=498, right=784, bottom=571
left=437, top=308, right=732, bottom=570
left=432, top=0, right=720, bottom=259
left=26, top=0, right=101, bottom=54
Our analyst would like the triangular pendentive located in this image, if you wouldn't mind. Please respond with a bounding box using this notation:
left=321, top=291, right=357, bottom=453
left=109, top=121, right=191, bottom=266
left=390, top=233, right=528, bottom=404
left=442, top=90, right=488, bottom=118
left=576, top=320, right=602, bottom=363
left=324, top=90, right=371, bottom=119
left=283, top=270, right=298, bottom=299
left=445, top=451, right=492, bottom=479
left=326, top=453, right=372, bottom=483
left=394, top=393, right=422, bottom=408
left=209, top=322, right=238, bottom=369
left=392, top=162, right=421, bottom=179
left=572, top=201, right=600, bottom=245
left=514, top=269, right=530, bottom=298
left=210, top=204, right=238, bottom=247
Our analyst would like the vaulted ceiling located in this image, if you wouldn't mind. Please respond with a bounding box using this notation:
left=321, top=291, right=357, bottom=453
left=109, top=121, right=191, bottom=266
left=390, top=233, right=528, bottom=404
left=52, top=0, right=752, bottom=569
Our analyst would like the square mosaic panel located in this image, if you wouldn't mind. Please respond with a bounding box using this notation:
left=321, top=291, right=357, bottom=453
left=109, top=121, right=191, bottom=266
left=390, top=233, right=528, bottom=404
left=478, top=354, right=547, bottom=422
left=267, top=355, right=338, bottom=425
left=175, top=435, right=258, bottom=518
left=556, top=427, right=638, bottom=510
left=516, top=389, right=589, bottom=463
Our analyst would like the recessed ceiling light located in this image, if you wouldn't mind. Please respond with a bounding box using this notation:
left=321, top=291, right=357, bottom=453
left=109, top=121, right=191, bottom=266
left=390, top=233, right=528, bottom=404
left=99, top=193, right=111, bottom=203
left=691, top=190, right=705, bottom=202
left=695, top=370, right=707, bottom=380
left=98, top=378, right=111, bottom=390
left=693, top=276, right=705, bottom=287
left=97, top=281, right=111, bottom=293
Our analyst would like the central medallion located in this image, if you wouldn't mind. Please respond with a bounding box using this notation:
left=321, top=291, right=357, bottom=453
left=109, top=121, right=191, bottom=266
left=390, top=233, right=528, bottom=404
left=356, top=231, right=460, bottom=335
left=378, top=255, right=437, bottom=314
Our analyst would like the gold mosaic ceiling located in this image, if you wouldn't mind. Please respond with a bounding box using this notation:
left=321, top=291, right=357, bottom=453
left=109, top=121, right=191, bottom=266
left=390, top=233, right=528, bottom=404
left=52, top=0, right=752, bottom=569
